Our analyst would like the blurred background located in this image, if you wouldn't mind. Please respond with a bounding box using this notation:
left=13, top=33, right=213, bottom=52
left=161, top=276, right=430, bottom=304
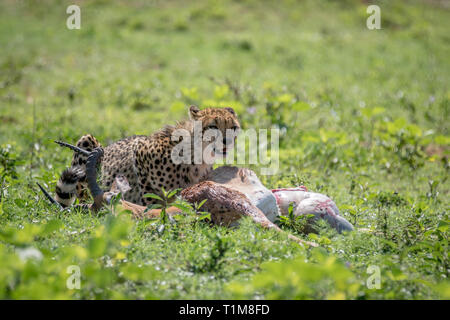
left=1, top=0, right=448, bottom=153
left=1, top=0, right=448, bottom=186
left=0, top=0, right=448, bottom=299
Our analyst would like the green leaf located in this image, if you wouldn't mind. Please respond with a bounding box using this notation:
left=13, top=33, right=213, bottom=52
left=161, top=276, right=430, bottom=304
left=361, top=107, right=385, bottom=118
left=276, top=93, right=294, bottom=104
left=437, top=221, right=448, bottom=233
left=288, top=202, right=294, bottom=220
left=167, top=188, right=181, bottom=199
left=197, top=199, right=208, bottom=209
left=172, top=203, right=193, bottom=212
left=197, top=212, right=211, bottom=221
left=291, top=101, right=311, bottom=112
left=214, top=85, right=229, bottom=100
left=88, top=237, right=108, bottom=258
left=145, top=204, right=163, bottom=211
left=40, top=219, right=62, bottom=236
left=143, top=193, right=163, bottom=201
left=120, top=264, right=158, bottom=282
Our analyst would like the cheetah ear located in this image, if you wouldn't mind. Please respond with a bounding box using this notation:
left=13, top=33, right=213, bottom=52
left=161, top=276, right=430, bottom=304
left=224, top=107, right=236, bottom=116
left=189, top=105, right=200, bottom=120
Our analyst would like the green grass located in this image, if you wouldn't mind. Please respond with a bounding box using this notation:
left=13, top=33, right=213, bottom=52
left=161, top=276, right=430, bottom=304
left=0, top=0, right=449, bottom=299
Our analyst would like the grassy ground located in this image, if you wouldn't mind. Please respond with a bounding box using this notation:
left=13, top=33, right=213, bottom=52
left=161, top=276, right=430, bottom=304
left=0, top=0, right=449, bottom=299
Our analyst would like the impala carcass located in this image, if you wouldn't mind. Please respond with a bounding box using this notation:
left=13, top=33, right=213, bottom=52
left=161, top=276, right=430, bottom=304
left=40, top=144, right=354, bottom=247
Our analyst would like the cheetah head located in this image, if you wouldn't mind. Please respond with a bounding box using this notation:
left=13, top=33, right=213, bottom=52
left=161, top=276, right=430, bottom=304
left=189, top=105, right=241, bottom=159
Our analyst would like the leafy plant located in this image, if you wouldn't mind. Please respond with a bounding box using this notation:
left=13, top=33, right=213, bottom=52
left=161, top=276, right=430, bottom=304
left=277, top=202, right=316, bottom=234
left=227, top=249, right=360, bottom=299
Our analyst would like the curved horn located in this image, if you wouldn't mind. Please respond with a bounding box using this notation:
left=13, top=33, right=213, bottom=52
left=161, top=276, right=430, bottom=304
left=36, top=182, right=63, bottom=210
left=54, top=140, right=91, bottom=156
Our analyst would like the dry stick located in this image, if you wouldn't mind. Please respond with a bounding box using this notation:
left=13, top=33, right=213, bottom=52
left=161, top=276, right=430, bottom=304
left=54, top=140, right=91, bottom=156
left=36, top=182, right=63, bottom=210
left=29, top=101, right=36, bottom=180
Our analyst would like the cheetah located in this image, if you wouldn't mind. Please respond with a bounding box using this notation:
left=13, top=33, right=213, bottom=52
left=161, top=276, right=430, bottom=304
left=55, top=106, right=240, bottom=207
left=48, top=147, right=321, bottom=247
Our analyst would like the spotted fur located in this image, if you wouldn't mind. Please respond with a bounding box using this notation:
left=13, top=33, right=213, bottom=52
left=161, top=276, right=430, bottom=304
left=55, top=106, right=240, bottom=207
